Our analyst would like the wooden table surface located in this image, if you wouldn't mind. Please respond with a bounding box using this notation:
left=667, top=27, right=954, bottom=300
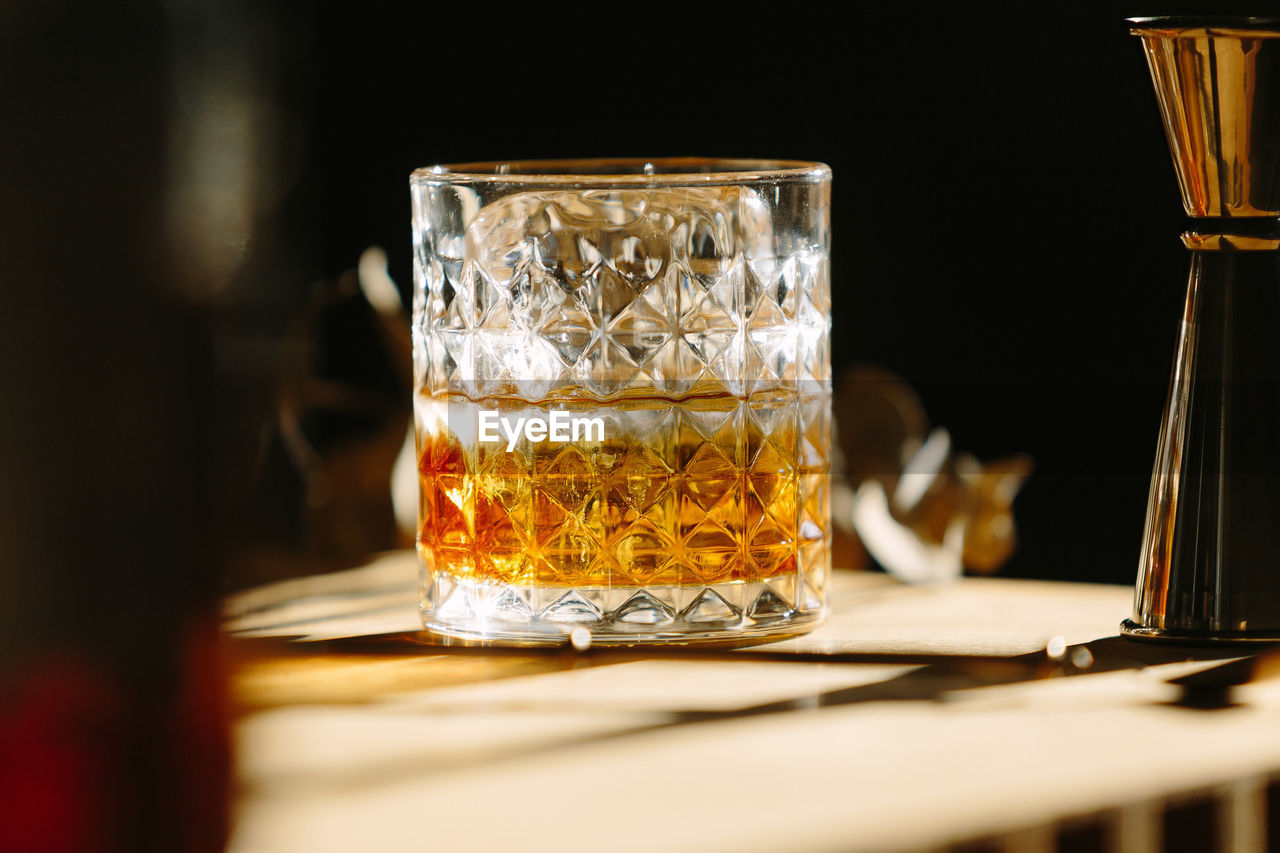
left=222, top=553, right=1280, bottom=853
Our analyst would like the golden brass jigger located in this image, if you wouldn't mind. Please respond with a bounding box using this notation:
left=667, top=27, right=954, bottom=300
left=1124, top=18, right=1280, bottom=642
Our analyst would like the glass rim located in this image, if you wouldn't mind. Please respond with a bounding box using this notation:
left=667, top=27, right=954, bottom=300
left=410, top=157, right=831, bottom=188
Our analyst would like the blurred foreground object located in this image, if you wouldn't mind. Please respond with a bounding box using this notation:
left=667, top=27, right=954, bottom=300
left=0, top=2, right=230, bottom=851
left=833, top=367, right=1031, bottom=583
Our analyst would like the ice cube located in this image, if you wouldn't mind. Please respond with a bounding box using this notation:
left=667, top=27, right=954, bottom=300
left=437, top=186, right=776, bottom=393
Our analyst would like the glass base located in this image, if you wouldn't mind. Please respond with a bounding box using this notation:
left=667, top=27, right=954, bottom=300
left=1120, top=619, right=1280, bottom=644
left=421, top=569, right=825, bottom=646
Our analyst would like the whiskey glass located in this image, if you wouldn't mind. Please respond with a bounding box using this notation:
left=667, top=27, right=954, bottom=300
left=411, top=158, right=832, bottom=644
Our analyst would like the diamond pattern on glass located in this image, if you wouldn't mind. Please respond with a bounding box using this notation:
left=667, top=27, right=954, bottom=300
left=413, top=178, right=830, bottom=640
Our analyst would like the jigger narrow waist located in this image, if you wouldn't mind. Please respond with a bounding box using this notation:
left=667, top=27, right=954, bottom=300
left=1181, top=217, right=1280, bottom=252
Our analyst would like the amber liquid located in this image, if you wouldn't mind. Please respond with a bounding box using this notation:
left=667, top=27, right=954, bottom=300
left=417, top=389, right=829, bottom=588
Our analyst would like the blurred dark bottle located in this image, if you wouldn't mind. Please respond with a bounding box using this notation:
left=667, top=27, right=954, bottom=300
left=0, top=3, right=239, bottom=850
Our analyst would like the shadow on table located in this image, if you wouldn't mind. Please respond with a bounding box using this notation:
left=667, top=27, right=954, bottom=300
left=233, top=630, right=1262, bottom=715
left=228, top=632, right=1276, bottom=798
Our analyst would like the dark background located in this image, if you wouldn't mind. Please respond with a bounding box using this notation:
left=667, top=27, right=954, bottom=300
left=8, top=2, right=1251, bottom=592
left=273, top=3, right=1199, bottom=584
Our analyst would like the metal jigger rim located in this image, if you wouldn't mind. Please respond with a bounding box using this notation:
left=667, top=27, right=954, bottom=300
left=1128, top=15, right=1280, bottom=34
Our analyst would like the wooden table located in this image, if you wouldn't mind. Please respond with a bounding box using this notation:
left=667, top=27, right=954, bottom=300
left=222, top=553, right=1280, bottom=852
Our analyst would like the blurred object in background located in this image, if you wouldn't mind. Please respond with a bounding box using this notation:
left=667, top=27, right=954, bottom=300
left=224, top=247, right=411, bottom=591
left=832, top=367, right=1032, bottom=583
left=166, top=0, right=414, bottom=593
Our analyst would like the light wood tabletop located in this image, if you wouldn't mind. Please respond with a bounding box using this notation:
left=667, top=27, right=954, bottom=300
left=222, top=552, right=1280, bottom=853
